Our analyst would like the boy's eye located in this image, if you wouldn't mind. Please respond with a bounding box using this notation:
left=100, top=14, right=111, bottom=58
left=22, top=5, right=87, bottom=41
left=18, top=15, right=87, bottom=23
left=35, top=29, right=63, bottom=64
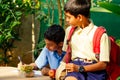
left=66, top=16, right=70, bottom=19
left=47, top=44, right=51, bottom=46
left=46, top=43, right=53, bottom=47
left=68, top=17, right=70, bottom=19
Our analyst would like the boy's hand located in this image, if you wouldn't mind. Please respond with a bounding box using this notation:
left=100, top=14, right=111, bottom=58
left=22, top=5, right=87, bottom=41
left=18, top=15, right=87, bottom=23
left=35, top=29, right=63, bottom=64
left=66, top=63, right=79, bottom=72
left=41, top=67, right=50, bottom=76
left=29, top=63, right=38, bottom=70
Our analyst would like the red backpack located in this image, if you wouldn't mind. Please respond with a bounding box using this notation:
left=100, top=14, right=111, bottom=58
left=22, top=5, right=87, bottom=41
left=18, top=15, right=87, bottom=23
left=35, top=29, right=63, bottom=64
left=93, top=27, right=120, bottom=80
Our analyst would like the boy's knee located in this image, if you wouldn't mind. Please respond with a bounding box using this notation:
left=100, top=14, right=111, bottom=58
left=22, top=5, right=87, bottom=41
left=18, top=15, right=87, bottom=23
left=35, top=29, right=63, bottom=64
left=65, top=76, right=77, bottom=80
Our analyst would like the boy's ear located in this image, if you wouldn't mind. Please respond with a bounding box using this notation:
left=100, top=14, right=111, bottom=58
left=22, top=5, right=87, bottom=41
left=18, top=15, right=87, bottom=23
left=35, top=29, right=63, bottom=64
left=77, top=14, right=82, bottom=21
left=58, top=42, right=63, bottom=47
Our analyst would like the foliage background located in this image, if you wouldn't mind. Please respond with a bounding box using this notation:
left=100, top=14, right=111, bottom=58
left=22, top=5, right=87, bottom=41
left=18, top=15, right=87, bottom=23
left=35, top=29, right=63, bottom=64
left=0, top=0, right=23, bottom=65
left=0, top=0, right=120, bottom=65
left=91, top=0, right=120, bottom=39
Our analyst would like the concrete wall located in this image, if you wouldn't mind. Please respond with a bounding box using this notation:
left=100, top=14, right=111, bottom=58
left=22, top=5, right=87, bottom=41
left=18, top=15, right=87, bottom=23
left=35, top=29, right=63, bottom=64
left=9, top=15, right=40, bottom=67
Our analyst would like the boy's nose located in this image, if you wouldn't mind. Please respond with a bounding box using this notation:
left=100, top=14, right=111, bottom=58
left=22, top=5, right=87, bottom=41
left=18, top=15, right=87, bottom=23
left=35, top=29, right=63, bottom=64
left=66, top=18, right=69, bottom=22
left=46, top=45, right=50, bottom=50
left=46, top=45, right=49, bottom=49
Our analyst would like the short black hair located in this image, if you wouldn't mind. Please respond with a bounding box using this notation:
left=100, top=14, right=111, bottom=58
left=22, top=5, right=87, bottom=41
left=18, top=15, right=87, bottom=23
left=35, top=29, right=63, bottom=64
left=64, top=0, right=91, bottom=18
left=44, top=24, right=65, bottom=44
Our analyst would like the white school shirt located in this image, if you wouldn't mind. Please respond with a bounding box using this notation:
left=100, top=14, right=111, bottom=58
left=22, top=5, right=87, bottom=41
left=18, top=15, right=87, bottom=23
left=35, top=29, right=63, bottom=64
left=62, top=23, right=110, bottom=62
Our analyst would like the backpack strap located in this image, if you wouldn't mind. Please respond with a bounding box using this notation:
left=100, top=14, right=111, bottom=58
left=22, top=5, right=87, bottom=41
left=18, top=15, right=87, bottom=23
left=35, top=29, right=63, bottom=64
left=67, top=27, right=76, bottom=44
left=93, top=27, right=106, bottom=59
left=62, top=27, right=76, bottom=63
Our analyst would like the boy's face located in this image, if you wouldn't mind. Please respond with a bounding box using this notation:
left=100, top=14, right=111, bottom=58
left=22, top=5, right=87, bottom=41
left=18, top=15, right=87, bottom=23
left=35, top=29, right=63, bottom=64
left=44, top=39, right=58, bottom=51
left=65, top=12, right=81, bottom=27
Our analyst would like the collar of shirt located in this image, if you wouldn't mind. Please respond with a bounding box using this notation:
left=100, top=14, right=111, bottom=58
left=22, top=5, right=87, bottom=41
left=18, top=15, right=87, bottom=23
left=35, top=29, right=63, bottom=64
left=53, top=50, right=66, bottom=60
left=76, top=22, right=94, bottom=35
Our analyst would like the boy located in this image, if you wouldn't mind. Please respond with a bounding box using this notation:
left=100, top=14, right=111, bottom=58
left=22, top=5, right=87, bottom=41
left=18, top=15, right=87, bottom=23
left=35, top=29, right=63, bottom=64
left=58, top=0, right=110, bottom=80
left=18, top=24, right=66, bottom=76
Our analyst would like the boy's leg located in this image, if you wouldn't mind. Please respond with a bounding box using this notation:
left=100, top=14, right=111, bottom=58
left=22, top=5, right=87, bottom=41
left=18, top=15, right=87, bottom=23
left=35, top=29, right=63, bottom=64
left=65, top=76, right=77, bottom=80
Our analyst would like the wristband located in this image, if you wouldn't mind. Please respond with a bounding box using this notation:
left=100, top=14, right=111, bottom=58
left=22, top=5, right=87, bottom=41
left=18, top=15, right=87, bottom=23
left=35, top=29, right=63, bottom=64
left=79, top=66, right=85, bottom=73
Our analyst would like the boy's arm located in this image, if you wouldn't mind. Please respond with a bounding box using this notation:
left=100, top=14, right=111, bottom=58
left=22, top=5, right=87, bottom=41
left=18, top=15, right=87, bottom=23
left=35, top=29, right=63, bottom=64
left=35, top=47, right=48, bottom=69
left=83, top=61, right=107, bottom=72
left=66, top=61, right=107, bottom=72
left=29, top=62, right=50, bottom=76
left=30, top=63, right=50, bottom=76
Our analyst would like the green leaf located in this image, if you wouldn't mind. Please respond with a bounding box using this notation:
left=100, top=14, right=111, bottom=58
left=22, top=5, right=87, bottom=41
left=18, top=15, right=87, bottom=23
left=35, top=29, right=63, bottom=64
left=11, top=21, right=21, bottom=28
left=0, top=0, right=2, bottom=3
left=98, top=2, right=120, bottom=16
left=117, top=76, right=120, bottom=80
left=5, top=32, right=12, bottom=41
left=5, top=15, right=10, bottom=22
left=0, top=23, right=3, bottom=27
left=116, top=39, right=120, bottom=46
left=15, top=11, right=22, bottom=16
left=90, top=7, right=112, bottom=13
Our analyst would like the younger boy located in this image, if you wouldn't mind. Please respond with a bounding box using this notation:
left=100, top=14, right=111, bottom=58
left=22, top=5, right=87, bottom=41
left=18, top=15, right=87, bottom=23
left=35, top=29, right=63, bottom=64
left=18, top=24, right=66, bottom=76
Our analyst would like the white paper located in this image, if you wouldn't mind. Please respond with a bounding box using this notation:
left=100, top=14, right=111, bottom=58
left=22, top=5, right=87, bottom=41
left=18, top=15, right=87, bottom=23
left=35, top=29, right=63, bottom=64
left=33, top=70, right=43, bottom=77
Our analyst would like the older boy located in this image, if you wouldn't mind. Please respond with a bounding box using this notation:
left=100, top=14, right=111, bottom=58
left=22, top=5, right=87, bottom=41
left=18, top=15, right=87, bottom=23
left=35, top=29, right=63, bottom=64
left=57, top=0, right=110, bottom=80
